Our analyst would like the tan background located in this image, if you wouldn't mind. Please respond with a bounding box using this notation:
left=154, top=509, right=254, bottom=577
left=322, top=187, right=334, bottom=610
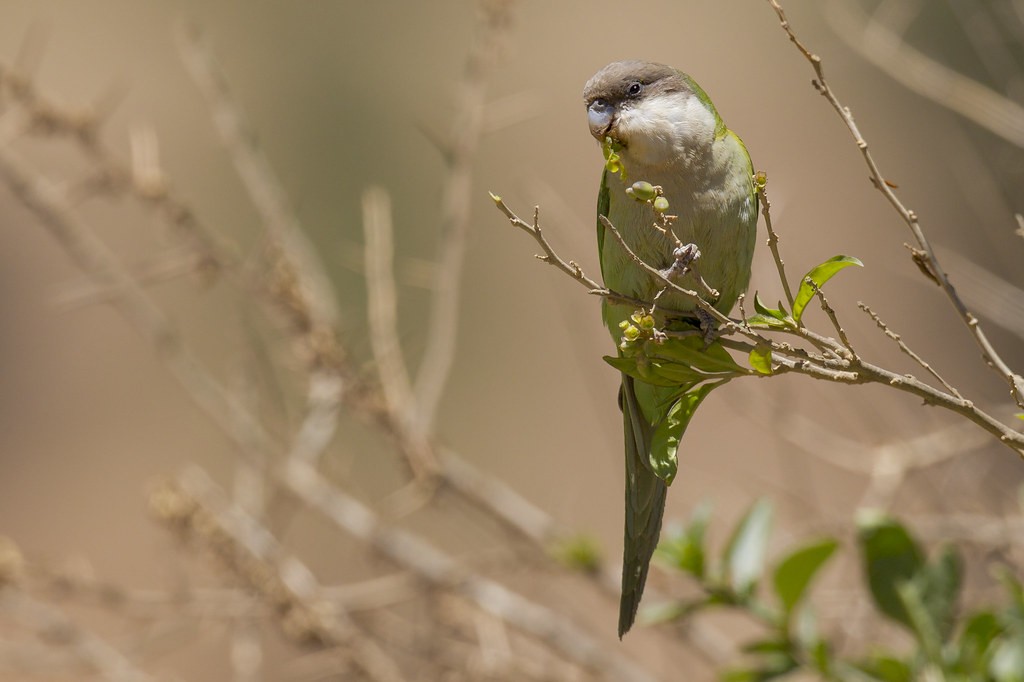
left=1, top=1, right=1023, bottom=679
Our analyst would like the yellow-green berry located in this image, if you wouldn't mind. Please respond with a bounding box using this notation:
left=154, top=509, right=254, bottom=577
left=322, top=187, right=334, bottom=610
left=653, top=196, right=670, bottom=213
left=629, top=181, right=657, bottom=202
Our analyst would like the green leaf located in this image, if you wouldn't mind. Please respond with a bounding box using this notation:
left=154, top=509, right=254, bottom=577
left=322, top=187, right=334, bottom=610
left=958, top=611, right=1002, bottom=672
left=857, top=511, right=924, bottom=631
left=745, top=313, right=792, bottom=330
left=855, top=655, right=913, bottom=682
left=748, top=345, right=774, bottom=375
left=550, top=534, right=602, bottom=574
left=649, top=335, right=746, bottom=376
left=656, top=502, right=712, bottom=579
left=919, top=544, right=963, bottom=640
left=649, top=382, right=723, bottom=485
left=743, top=638, right=790, bottom=655
left=897, top=580, right=943, bottom=661
left=724, top=499, right=774, bottom=597
left=644, top=361, right=706, bottom=387
left=753, top=292, right=788, bottom=320
left=792, top=255, right=863, bottom=323
left=603, top=355, right=692, bottom=388
left=638, top=598, right=706, bottom=625
left=773, top=538, right=838, bottom=618
left=721, top=656, right=798, bottom=682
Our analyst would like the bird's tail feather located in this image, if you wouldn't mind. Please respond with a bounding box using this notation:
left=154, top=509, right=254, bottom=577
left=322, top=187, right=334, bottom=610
left=618, top=374, right=668, bottom=638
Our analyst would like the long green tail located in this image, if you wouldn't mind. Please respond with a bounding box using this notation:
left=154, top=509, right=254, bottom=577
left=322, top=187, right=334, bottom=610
left=618, top=374, right=668, bottom=638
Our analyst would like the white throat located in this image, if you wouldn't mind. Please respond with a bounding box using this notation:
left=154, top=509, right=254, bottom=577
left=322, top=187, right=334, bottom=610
left=614, top=92, right=717, bottom=172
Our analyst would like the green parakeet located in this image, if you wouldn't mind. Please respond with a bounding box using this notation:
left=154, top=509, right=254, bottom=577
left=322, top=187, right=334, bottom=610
left=583, top=60, right=757, bottom=637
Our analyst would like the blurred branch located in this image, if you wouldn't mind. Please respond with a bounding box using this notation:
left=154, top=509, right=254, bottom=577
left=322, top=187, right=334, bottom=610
left=152, top=468, right=408, bottom=682
left=0, top=143, right=278, bottom=464
left=410, top=1, right=515, bottom=443
left=174, top=21, right=339, bottom=331
left=0, top=60, right=233, bottom=276
left=826, top=0, right=1024, bottom=149
left=362, top=187, right=416, bottom=440
left=0, top=586, right=157, bottom=682
left=280, top=457, right=658, bottom=682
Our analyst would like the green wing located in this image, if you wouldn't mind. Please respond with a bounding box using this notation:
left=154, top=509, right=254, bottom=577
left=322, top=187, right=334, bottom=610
left=596, top=169, right=611, bottom=282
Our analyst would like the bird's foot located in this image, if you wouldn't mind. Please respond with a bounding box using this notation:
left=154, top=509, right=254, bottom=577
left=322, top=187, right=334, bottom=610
left=659, top=243, right=701, bottom=281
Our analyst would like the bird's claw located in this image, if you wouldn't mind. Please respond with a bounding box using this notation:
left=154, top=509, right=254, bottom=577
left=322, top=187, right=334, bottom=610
left=659, top=243, right=701, bottom=280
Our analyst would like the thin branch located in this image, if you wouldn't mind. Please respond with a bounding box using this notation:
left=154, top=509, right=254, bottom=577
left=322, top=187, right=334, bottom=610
left=805, top=277, right=856, bottom=359
left=826, top=0, right=1024, bottom=149
left=0, top=587, right=157, bottom=682
left=362, top=187, right=416, bottom=427
left=153, top=468, right=408, bottom=682
left=766, top=0, right=1024, bottom=409
left=411, top=1, right=515, bottom=442
left=491, top=194, right=602, bottom=290
left=755, top=174, right=797, bottom=312
left=281, top=457, right=658, bottom=682
left=174, top=21, right=339, bottom=332
left=0, top=143, right=277, bottom=464
left=492, top=186, right=1024, bottom=455
left=599, top=215, right=733, bottom=328
left=0, top=61, right=234, bottom=274
left=859, top=301, right=963, bottom=400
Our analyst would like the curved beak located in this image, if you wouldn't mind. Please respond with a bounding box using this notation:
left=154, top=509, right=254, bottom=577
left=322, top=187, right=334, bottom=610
left=587, top=99, right=616, bottom=139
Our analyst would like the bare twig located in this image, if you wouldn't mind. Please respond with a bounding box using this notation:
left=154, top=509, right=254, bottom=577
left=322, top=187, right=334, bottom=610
left=153, top=468, right=408, bottom=682
left=859, top=302, right=963, bottom=400
left=281, top=457, right=657, bottom=682
left=362, top=187, right=416, bottom=427
left=493, top=187, right=1024, bottom=455
left=766, top=0, right=1024, bottom=409
left=175, top=21, right=339, bottom=332
left=755, top=174, right=797, bottom=312
left=0, top=144, right=277, bottom=463
left=0, top=62, right=233, bottom=274
left=826, top=0, right=1024, bottom=149
left=411, top=1, right=515, bottom=443
left=599, top=215, right=734, bottom=328
left=491, top=194, right=603, bottom=290
left=804, top=277, right=856, bottom=359
left=0, top=587, right=157, bottom=682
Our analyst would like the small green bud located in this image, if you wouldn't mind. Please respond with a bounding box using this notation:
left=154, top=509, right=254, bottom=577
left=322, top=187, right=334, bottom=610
left=629, top=181, right=657, bottom=202
left=653, top=196, right=670, bottom=213
left=623, top=325, right=641, bottom=341
left=618, top=320, right=630, bottom=330
left=638, top=315, right=655, bottom=330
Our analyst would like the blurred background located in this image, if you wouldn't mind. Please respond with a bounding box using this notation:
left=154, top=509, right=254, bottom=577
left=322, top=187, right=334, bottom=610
left=1, top=0, right=1023, bottom=680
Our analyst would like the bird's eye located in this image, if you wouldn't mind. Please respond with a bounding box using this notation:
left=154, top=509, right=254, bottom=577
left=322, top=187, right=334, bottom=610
left=626, top=81, right=643, bottom=97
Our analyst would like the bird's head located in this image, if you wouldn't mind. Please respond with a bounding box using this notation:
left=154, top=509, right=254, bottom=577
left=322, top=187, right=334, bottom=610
left=583, top=60, right=724, bottom=171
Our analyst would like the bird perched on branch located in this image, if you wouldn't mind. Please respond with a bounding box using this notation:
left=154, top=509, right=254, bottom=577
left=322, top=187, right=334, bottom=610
left=583, top=60, right=757, bottom=637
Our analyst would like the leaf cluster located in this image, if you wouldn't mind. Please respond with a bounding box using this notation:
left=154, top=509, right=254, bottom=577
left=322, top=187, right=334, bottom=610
left=653, top=502, right=1024, bottom=681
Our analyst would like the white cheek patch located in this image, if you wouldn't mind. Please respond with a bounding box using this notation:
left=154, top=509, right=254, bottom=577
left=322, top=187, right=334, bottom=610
left=616, top=93, right=717, bottom=168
